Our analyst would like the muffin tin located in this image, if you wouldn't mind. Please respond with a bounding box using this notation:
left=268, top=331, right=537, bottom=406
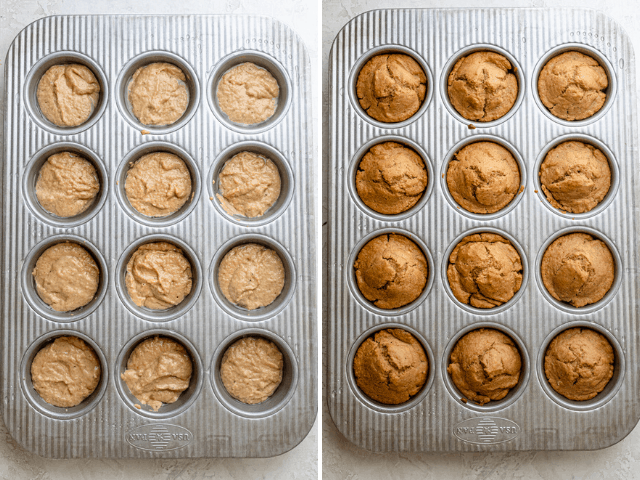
left=2, top=15, right=316, bottom=458
left=326, top=8, right=639, bottom=451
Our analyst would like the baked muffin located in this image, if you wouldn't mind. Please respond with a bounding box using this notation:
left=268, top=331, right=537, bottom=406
left=541, top=232, right=615, bottom=308
left=446, top=141, right=520, bottom=214
left=447, top=233, right=523, bottom=309
left=448, top=328, right=522, bottom=405
left=354, top=328, right=428, bottom=405
left=356, top=54, right=427, bottom=123
left=544, top=327, right=614, bottom=401
left=355, top=142, right=428, bottom=214
left=354, top=233, right=428, bottom=309
left=447, top=51, right=518, bottom=122
left=540, top=141, right=611, bottom=214
left=538, top=51, right=608, bottom=121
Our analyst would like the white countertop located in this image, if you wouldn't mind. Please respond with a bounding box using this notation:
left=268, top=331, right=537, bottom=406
left=0, top=0, right=318, bottom=478
left=321, top=1, right=640, bottom=479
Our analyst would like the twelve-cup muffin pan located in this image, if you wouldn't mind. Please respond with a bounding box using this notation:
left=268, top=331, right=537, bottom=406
left=2, top=15, right=316, bottom=458
left=326, top=8, right=639, bottom=451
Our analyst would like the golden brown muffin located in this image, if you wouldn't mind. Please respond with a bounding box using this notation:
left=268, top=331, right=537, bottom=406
left=544, top=327, right=614, bottom=401
left=354, top=233, right=428, bottom=309
left=540, top=141, right=611, bottom=214
left=220, top=337, right=283, bottom=404
left=448, top=328, right=522, bottom=405
left=36, top=64, right=100, bottom=127
left=538, top=51, right=608, bottom=121
left=128, top=62, right=189, bottom=126
left=355, top=142, right=428, bottom=215
left=541, top=232, right=614, bottom=308
left=447, top=233, right=523, bottom=309
left=35, top=152, right=100, bottom=218
left=31, top=336, right=101, bottom=408
left=447, top=51, right=518, bottom=122
left=356, top=54, right=427, bottom=123
left=446, top=142, right=520, bottom=214
left=32, top=242, right=100, bottom=312
left=121, top=336, right=192, bottom=412
left=353, top=328, right=428, bottom=405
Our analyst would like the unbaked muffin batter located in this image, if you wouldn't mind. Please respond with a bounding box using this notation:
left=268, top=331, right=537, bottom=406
left=36, top=152, right=100, bottom=217
left=220, top=336, right=283, bottom=404
left=216, top=151, right=281, bottom=218
left=125, top=152, right=192, bottom=217
left=448, top=328, right=522, bottom=405
left=446, top=141, right=520, bottom=214
left=121, top=336, right=192, bottom=412
left=447, top=233, right=523, bottom=309
left=540, top=232, right=614, bottom=308
left=540, top=141, right=611, bottom=214
left=217, top=62, right=279, bottom=125
left=447, top=51, right=518, bottom=122
left=125, top=242, right=193, bottom=310
left=356, top=53, right=427, bottom=123
left=354, top=233, right=428, bottom=310
left=355, top=141, right=428, bottom=215
left=544, top=327, right=614, bottom=401
left=218, top=243, right=285, bottom=310
left=37, top=64, right=100, bottom=127
left=538, top=51, right=608, bottom=121
left=353, top=328, right=428, bottom=405
left=128, top=62, right=189, bottom=126
left=31, top=336, right=101, bottom=408
left=33, top=242, right=100, bottom=312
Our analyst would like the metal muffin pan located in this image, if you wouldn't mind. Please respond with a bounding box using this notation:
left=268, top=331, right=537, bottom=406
left=2, top=15, right=316, bottom=458
left=327, top=8, right=639, bottom=451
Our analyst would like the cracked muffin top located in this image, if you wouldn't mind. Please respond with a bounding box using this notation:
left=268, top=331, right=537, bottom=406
left=354, top=328, right=428, bottom=405
left=448, top=328, right=522, bottom=405
left=447, top=233, right=523, bottom=309
left=539, top=141, right=611, bottom=214
left=354, top=233, right=428, bottom=310
left=538, top=51, right=608, bottom=121
left=447, top=51, right=518, bottom=122
left=446, top=142, right=520, bottom=214
left=544, top=327, right=614, bottom=401
left=540, top=232, right=614, bottom=308
left=356, top=53, right=427, bottom=123
left=355, top=141, right=428, bottom=215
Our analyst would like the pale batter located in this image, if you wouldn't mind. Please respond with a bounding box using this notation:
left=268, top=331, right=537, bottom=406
left=121, top=336, right=193, bottom=412
left=125, top=242, right=193, bottom=310
left=220, top=336, right=284, bottom=404
left=218, top=243, right=285, bottom=310
left=32, top=242, right=100, bottom=312
left=35, top=152, right=100, bottom=217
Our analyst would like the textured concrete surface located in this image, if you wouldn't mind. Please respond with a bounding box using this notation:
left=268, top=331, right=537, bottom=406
left=0, top=0, right=318, bottom=478
left=321, top=1, right=640, bottom=479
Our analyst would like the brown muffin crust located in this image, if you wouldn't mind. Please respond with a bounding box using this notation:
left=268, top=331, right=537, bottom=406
left=353, top=328, right=428, bottom=405
left=355, top=142, right=428, bottom=215
left=448, top=328, right=522, bottom=405
left=356, top=54, right=427, bottom=123
left=544, top=327, right=614, bottom=401
left=540, top=232, right=614, bottom=308
left=447, top=51, right=518, bottom=122
left=354, top=233, right=428, bottom=309
left=446, top=142, right=520, bottom=214
left=540, top=141, right=611, bottom=214
left=447, top=233, right=523, bottom=309
left=538, top=51, right=608, bottom=121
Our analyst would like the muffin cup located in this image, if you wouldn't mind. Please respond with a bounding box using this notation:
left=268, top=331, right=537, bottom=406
left=210, top=328, right=298, bottom=419
left=537, top=321, right=625, bottom=411
left=23, top=51, right=109, bottom=135
left=440, top=44, right=525, bottom=128
left=532, top=43, right=617, bottom=127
